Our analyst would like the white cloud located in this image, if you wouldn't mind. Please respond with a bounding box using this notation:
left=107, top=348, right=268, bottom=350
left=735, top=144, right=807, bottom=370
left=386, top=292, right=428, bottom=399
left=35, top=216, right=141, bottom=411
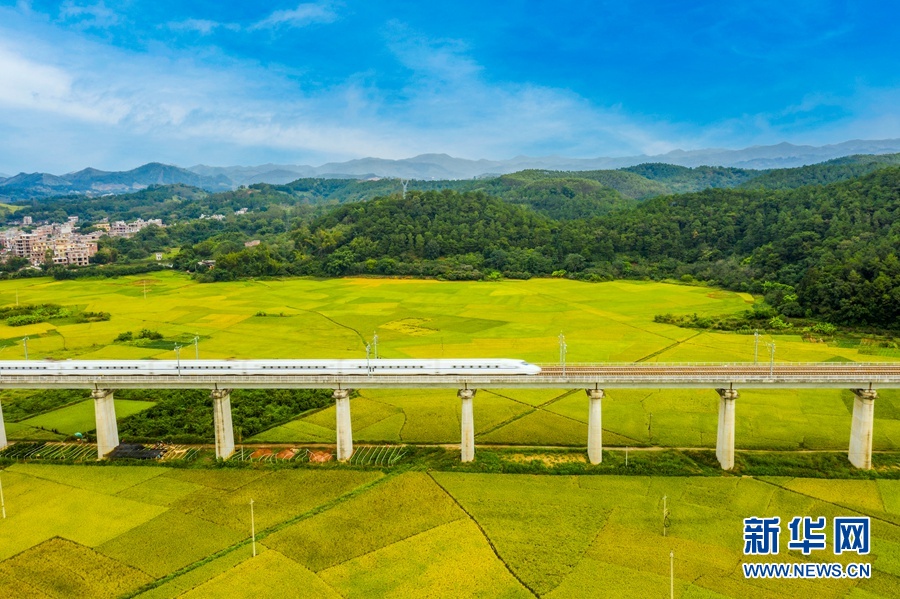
left=251, top=2, right=339, bottom=30
left=59, top=1, right=120, bottom=29
left=0, top=44, right=128, bottom=123
left=167, top=19, right=224, bottom=35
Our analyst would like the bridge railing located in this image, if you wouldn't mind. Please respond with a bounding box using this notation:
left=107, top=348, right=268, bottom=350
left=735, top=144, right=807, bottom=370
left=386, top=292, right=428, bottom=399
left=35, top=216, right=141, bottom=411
left=534, top=362, right=900, bottom=368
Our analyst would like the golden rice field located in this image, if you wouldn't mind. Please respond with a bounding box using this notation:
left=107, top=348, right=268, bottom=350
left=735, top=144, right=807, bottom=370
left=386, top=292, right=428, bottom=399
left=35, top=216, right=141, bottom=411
left=2, top=275, right=900, bottom=597
left=0, top=464, right=898, bottom=598
left=0, top=272, right=873, bottom=363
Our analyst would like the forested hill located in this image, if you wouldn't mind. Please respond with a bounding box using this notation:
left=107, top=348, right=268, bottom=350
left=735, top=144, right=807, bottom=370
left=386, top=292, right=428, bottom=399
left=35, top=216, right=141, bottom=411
left=619, top=163, right=759, bottom=193
left=738, top=153, right=900, bottom=190
left=270, top=167, right=900, bottom=327
left=586, top=167, right=900, bottom=323
left=275, top=152, right=900, bottom=205
left=291, top=190, right=557, bottom=278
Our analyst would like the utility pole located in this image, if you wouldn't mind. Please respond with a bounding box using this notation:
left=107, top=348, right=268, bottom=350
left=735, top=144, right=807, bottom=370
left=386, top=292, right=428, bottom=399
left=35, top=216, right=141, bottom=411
left=0, top=472, right=6, bottom=519
left=670, top=550, right=675, bottom=599
left=250, top=499, right=257, bottom=557
left=754, top=329, right=759, bottom=364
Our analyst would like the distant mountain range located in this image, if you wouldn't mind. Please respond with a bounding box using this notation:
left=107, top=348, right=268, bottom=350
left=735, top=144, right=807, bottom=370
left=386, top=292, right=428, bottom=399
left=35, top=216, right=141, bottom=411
left=0, top=163, right=233, bottom=200
left=3, top=138, right=900, bottom=200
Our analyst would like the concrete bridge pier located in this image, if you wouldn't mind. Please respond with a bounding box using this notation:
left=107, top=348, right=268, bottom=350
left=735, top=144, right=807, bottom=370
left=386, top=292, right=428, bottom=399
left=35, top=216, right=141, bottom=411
left=334, top=389, right=353, bottom=461
left=211, top=389, right=235, bottom=459
left=715, top=388, right=738, bottom=470
left=849, top=389, right=877, bottom=469
left=0, top=399, right=7, bottom=449
left=459, top=389, right=476, bottom=462
left=586, top=389, right=604, bottom=464
left=92, top=389, right=119, bottom=459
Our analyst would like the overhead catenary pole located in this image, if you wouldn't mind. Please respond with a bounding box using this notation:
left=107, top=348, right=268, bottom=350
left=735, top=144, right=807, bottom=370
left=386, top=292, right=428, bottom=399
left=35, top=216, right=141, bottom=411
left=0, top=472, right=6, bottom=519
left=193, top=336, right=199, bottom=360
left=22, top=337, right=28, bottom=361
left=767, top=341, right=776, bottom=376
left=559, top=332, right=567, bottom=376
left=174, top=344, right=182, bottom=375
left=373, top=332, right=378, bottom=359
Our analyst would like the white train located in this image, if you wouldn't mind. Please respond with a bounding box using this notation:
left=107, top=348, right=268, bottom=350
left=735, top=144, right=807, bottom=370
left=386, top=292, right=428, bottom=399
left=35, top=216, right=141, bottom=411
left=0, top=358, right=542, bottom=376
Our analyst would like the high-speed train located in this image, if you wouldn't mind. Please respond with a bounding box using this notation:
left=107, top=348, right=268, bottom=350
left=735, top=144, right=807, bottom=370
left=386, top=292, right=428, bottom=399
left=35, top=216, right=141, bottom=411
left=0, top=358, right=542, bottom=376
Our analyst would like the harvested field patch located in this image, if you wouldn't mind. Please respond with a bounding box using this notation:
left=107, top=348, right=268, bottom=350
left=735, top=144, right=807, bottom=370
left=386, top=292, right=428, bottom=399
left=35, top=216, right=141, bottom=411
left=309, top=450, right=333, bottom=463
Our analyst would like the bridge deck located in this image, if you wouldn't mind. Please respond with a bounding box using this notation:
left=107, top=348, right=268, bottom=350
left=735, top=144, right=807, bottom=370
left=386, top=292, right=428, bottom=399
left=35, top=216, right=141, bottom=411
left=1, top=363, right=899, bottom=389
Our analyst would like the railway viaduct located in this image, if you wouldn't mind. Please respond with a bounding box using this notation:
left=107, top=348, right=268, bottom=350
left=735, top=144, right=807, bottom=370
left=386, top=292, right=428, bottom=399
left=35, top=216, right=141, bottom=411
left=1, top=362, right=899, bottom=470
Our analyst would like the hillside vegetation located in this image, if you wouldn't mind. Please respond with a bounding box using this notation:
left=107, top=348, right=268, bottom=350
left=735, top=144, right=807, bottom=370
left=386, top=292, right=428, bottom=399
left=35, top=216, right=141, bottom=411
left=5, top=156, right=900, bottom=329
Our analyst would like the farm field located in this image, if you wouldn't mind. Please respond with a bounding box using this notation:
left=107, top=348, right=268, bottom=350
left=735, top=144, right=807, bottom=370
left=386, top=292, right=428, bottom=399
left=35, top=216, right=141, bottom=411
left=1, top=273, right=897, bottom=452
left=0, top=463, right=898, bottom=598
left=0, top=272, right=873, bottom=363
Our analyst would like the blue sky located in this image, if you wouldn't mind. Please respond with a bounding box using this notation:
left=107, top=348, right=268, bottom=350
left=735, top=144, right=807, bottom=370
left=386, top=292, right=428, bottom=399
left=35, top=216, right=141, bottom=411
left=0, top=0, right=898, bottom=173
